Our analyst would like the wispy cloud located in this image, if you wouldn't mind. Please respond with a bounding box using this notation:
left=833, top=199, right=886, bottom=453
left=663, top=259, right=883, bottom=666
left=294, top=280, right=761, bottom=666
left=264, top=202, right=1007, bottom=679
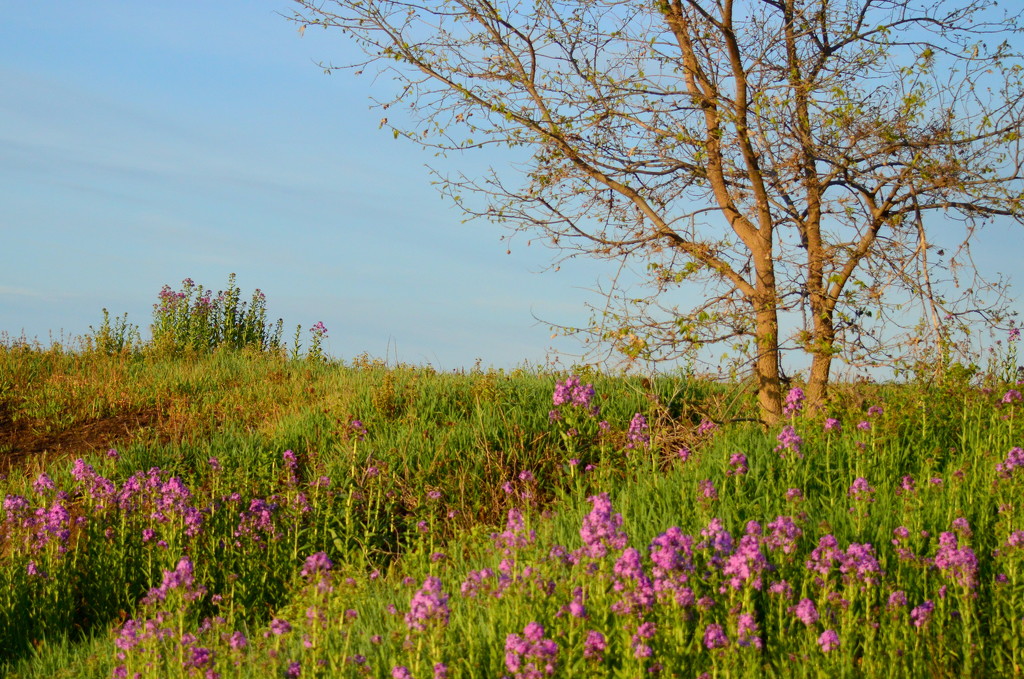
left=0, top=286, right=52, bottom=300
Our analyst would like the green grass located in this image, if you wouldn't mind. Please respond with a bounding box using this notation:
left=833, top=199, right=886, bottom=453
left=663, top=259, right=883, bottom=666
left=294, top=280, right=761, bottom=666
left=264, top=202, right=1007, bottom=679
left=1, top=341, right=1022, bottom=677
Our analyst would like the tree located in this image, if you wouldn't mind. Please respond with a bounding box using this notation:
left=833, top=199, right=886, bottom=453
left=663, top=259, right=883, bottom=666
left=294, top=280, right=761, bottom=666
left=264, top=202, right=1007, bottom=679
left=290, top=0, right=1024, bottom=423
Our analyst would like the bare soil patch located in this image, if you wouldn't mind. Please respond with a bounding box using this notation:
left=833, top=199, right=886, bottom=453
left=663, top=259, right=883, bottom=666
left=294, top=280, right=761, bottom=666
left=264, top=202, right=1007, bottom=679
left=0, top=403, right=161, bottom=474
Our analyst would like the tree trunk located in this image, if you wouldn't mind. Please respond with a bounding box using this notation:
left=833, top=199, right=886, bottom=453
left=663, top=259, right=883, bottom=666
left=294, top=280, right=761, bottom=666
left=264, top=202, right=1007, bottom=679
left=806, top=312, right=836, bottom=413
left=753, top=251, right=783, bottom=426
left=807, top=351, right=832, bottom=413
left=755, top=311, right=783, bottom=426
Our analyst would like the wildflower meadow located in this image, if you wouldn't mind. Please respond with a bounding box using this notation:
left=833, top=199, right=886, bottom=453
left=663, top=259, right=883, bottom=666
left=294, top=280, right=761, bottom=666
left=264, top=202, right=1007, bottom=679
left=1, top=281, right=1023, bottom=678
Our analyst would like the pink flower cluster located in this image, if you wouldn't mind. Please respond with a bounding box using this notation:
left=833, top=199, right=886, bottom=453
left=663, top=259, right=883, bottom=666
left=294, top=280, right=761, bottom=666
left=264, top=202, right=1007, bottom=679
left=505, top=622, right=558, bottom=678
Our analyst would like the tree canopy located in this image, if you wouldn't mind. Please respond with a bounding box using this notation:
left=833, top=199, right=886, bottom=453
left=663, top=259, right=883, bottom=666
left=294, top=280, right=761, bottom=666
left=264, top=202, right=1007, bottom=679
left=291, top=0, right=1024, bottom=422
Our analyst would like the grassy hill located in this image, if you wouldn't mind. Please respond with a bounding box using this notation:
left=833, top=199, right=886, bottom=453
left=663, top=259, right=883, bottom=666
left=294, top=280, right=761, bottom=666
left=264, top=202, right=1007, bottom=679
left=1, top=338, right=1022, bottom=677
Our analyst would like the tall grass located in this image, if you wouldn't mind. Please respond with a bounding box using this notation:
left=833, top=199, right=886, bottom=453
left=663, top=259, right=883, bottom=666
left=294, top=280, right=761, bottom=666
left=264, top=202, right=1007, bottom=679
left=2, top=283, right=1021, bottom=676
left=1, top=345, right=1022, bottom=677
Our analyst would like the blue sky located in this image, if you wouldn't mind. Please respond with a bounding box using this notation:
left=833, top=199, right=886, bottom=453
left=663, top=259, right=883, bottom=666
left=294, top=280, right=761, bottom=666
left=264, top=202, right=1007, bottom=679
left=0, top=0, right=604, bottom=369
left=1, top=2, right=1021, bottom=373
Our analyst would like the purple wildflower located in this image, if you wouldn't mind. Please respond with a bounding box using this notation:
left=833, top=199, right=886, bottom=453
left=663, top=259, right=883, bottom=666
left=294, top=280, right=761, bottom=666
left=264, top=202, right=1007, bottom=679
left=433, top=663, right=448, bottom=679
left=391, top=667, right=413, bottom=679
left=696, top=419, right=718, bottom=436
left=187, top=646, right=215, bottom=670
left=460, top=568, right=495, bottom=598
left=182, top=506, right=203, bottom=537
left=765, top=515, right=802, bottom=554
left=698, top=479, right=718, bottom=501
left=1003, top=390, right=1023, bottom=404
left=723, top=535, right=769, bottom=590
left=71, top=458, right=96, bottom=482
left=564, top=587, right=587, bottom=618
left=768, top=580, right=793, bottom=599
left=29, top=501, right=74, bottom=553
left=737, top=612, right=762, bottom=649
left=32, top=473, right=55, bottom=495
left=633, top=642, right=653, bottom=659
left=579, top=493, right=628, bottom=558
left=4, top=493, right=29, bottom=518
left=806, top=535, right=842, bottom=576
left=282, top=449, right=298, bottom=470
left=792, top=598, right=819, bottom=626
left=910, top=600, right=935, bottom=628
left=838, top=543, right=883, bottom=586
left=625, top=413, right=650, bottom=450
left=270, top=618, right=292, bottom=635
left=114, top=620, right=143, bottom=654
left=934, top=532, right=978, bottom=588
left=227, top=630, right=247, bottom=649
left=703, top=623, right=728, bottom=650
left=285, top=661, right=301, bottom=678
left=634, top=621, right=657, bottom=640
left=301, top=551, right=333, bottom=591
left=649, top=526, right=695, bottom=573
left=349, top=419, right=367, bottom=441
left=611, top=548, right=655, bottom=614
left=824, top=418, right=841, bottom=433
left=848, top=477, right=875, bottom=502
left=493, top=508, right=536, bottom=554
left=727, top=453, right=748, bottom=476
left=142, top=558, right=205, bottom=605
left=552, top=376, right=596, bottom=409
left=996, top=447, right=1024, bottom=478
left=648, top=526, right=695, bottom=605
left=888, top=591, right=908, bottom=609
left=783, top=387, right=805, bottom=416
left=505, top=623, right=558, bottom=678
left=583, top=630, right=606, bottom=661
left=774, top=425, right=803, bottom=458
left=698, top=518, right=734, bottom=563
left=818, top=630, right=840, bottom=653
left=235, top=497, right=280, bottom=545
left=951, top=517, right=972, bottom=537
left=631, top=621, right=656, bottom=659
left=405, top=576, right=450, bottom=631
